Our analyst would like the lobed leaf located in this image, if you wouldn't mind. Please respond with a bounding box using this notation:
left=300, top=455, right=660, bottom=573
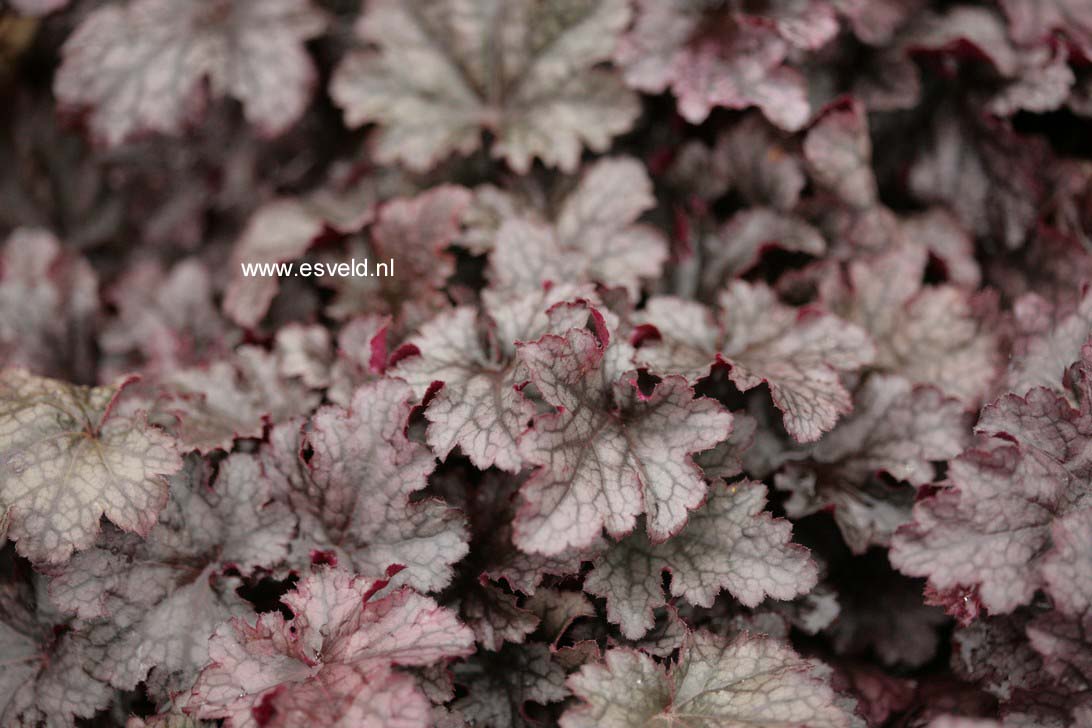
left=513, top=309, right=733, bottom=554
left=55, top=0, right=326, bottom=146
left=561, top=629, right=857, bottom=727
left=0, top=370, right=181, bottom=565
left=330, top=0, right=638, bottom=172
left=585, top=479, right=818, bottom=639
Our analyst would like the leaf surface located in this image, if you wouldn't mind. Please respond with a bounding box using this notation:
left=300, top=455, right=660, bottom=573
left=0, top=370, right=181, bottom=565
left=640, top=282, right=873, bottom=442
left=264, top=378, right=468, bottom=592
left=55, top=0, right=326, bottom=145
left=585, top=479, right=817, bottom=639
left=49, top=454, right=294, bottom=697
left=330, top=0, right=638, bottom=172
left=189, top=567, right=474, bottom=728
left=514, top=307, right=733, bottom=554
left=561, top=629, right=856, bottom=727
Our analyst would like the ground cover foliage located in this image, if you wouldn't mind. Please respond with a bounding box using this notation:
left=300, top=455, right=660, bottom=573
left=1, top=0, right=1092, bottom=726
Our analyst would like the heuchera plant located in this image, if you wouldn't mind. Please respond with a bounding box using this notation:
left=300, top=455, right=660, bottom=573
left=2, top=0, right=1092, bottom=726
